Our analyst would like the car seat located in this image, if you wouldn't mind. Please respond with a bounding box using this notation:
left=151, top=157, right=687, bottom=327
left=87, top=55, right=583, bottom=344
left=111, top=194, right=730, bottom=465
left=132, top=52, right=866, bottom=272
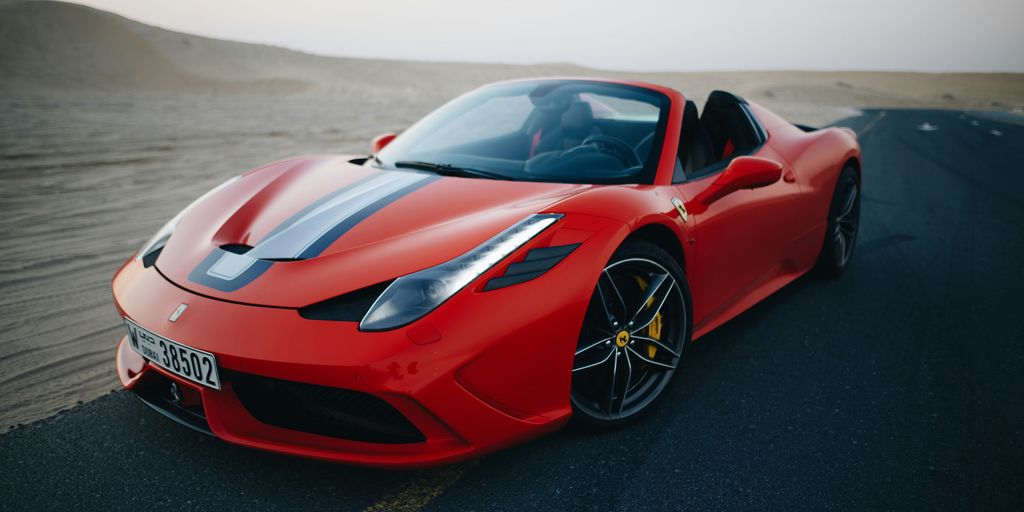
left=531, top=101, right=601, bottom=155
left=681, top=100, right=715, bottom=172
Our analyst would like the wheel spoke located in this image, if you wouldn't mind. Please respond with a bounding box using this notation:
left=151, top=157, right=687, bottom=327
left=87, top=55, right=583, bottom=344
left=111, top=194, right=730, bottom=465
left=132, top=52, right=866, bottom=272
left=631, top=334, right=680, bottom=357
left=626, top=345, right=676, bottom=370
left=602, top=270, right=628, bottom=326
left=839, top=219, right=856, bottom=237
left=630, top=280, right=675, bottom=334
left=618, top=347, right=632, bottom=415
left=573, top=346, right=615, bottom=372
left=629, top=272, right=669, bottom=326
left=575, top=337, right=612, bottom=356
left=607, top=348, right=619, bottom=413
left=835, top=231, right=847, bottom=263
left=594, top=279, right=618, bottom=330
left=838, top=186, right=857, bottom=220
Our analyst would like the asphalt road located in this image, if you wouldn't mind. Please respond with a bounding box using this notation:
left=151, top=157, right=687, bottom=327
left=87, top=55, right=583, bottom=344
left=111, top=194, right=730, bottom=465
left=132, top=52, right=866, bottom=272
left=3, top=109, right=1023, bottom=511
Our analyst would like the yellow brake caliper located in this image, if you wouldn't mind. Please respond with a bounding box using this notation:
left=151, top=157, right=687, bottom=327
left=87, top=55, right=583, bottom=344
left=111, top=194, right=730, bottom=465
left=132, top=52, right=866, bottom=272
left=633, top=276, right=663, bottom=358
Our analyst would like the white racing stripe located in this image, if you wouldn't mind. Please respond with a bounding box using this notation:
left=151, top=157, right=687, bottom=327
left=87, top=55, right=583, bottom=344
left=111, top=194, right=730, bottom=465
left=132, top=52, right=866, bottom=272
left=206, top=172, right=431, bottom=281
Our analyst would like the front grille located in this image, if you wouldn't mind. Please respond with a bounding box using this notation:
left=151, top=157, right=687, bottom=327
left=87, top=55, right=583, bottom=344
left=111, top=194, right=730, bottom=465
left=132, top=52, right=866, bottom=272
left=133, top=372, right=213, bottom=436
left=231, top=373, right=426, bottom=444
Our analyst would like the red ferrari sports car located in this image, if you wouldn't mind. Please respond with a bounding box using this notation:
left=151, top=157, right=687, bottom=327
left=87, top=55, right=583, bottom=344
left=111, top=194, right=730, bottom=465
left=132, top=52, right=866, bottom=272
left=112, top=78, right=860, bottom=468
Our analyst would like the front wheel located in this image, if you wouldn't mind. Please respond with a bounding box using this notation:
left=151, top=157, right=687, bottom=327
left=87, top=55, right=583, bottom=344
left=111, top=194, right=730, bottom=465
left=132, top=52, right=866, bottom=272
left=570, top=240, right=692, bottom=429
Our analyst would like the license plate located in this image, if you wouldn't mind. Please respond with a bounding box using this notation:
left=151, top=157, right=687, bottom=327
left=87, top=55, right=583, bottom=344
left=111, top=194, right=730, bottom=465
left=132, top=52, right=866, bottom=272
left=124, top=318, right=221, bottom=389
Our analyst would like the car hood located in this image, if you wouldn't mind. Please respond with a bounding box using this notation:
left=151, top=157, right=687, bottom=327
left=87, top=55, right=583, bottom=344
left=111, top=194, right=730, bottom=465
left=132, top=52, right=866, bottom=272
left=155, top=156, right=590, bottom=307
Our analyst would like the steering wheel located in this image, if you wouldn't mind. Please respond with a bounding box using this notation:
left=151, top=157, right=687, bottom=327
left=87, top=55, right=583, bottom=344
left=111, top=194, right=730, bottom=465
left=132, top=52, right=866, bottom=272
left=581, top=135, right=642, bottom=168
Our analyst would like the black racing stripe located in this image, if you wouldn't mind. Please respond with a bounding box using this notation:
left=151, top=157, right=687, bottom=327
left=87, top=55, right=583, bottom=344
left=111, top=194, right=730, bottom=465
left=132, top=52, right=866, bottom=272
left=262, top=173, right=379, bottom=240
left=187, top=248, right=274, bottom=292
left=296, top=174, right=440, bottom=259
left=141, top=246, right=163, bottom=268
left=186, top=171, right=439, bottom=293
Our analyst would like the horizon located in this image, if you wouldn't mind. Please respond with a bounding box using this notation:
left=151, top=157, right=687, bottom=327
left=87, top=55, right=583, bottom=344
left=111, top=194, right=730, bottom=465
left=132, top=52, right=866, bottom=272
left=62, top=0, right=1024, bottom=74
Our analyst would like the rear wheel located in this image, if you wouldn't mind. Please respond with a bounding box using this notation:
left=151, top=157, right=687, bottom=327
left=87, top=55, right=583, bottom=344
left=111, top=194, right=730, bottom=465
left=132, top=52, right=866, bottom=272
left=570, top=240, right=691, bottom=429
left=815, top=165, right=860, bottom=277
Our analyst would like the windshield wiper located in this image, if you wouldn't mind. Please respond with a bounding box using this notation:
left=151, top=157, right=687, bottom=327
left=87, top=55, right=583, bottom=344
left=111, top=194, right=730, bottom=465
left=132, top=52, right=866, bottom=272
left=392, top=160, right=505, bottom=180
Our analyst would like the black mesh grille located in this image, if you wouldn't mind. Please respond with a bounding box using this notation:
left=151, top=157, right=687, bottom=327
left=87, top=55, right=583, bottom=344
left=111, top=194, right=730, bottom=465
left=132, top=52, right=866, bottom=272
left=231, top=373, right=425, bottom=444
left=132, top=373, right=213, bottom=436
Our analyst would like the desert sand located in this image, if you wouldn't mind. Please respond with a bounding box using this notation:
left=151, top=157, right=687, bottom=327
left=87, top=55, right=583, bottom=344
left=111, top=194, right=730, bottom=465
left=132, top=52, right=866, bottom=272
left=1, top=0, right=1022, bottom=430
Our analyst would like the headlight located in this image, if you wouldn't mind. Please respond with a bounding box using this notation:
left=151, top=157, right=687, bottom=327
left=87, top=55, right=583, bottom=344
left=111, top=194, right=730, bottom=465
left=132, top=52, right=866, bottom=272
left=135, top=176, right=240, bottom=265
left=359, top=213, right=563, bottom=331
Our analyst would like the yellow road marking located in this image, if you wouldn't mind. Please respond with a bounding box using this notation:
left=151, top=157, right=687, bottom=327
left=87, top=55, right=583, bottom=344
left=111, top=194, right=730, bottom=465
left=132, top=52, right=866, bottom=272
left=362, top=460, right=478, bottom=512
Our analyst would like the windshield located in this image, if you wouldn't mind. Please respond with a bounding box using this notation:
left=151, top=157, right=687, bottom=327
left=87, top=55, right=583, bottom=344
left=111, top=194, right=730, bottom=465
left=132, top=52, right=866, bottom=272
left=373, top=80, right=670, bottom=184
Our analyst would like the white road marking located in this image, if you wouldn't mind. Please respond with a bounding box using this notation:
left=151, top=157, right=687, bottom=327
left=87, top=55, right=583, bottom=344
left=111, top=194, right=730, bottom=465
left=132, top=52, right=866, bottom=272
left=916, top=122, right=939, bottom=132
left=857, top=110, right=887, bottom=136
left=991, top=129, right=1003, bottom=136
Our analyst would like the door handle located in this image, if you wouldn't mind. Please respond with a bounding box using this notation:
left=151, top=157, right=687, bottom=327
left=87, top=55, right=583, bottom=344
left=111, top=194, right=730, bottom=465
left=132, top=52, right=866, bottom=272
left=783, top=170, right=796, bottom=183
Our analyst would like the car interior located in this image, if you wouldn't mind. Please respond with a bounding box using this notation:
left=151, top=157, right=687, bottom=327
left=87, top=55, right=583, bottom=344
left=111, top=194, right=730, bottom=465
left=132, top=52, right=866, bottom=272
left=675, top=91, right=766, bottom=181
left=400, top=88, right=763, bottom=184
left=517, top=89, right=764, bottom=182
left=428, top=91, right=661, bottom=182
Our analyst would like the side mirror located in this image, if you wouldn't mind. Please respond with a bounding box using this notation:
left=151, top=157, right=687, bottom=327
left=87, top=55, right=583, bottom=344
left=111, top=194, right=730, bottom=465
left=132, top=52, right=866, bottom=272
left=717, top=156, right=784, bottom=191
left=371, top=132, right=397, bottom=154
left=688, top=156, right=783, bottom=212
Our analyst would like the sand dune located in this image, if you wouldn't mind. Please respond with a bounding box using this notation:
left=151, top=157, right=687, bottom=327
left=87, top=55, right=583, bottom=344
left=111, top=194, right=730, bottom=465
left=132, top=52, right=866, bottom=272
left=4, top=2, right=1024, bottom=118
left=1, top=0, right=1023, bottom=430
left=0, top=1, right=588, bottom=100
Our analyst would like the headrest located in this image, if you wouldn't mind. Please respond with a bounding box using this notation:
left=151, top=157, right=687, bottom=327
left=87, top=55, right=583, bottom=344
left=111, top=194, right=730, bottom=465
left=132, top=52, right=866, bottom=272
left=682, top=100, right=699, bottom=138
left=562, top=102, right=595, bottom=139
left=530, top=92, right=571, bottom=113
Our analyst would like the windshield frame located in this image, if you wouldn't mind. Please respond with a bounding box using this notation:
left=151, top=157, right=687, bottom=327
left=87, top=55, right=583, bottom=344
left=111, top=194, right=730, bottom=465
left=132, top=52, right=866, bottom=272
left=372, top=79, right=672, bottom=185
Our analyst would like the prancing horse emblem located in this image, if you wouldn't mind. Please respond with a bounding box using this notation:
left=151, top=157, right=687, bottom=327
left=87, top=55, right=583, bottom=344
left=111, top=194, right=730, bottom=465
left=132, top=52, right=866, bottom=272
left=169, top=303, right=188, bottom=322
left=169, top=382, right=182, bottom=404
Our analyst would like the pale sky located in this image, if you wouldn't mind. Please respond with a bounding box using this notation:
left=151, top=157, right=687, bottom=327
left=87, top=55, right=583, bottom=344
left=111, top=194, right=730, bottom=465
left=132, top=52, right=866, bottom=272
left=70, top=0, right=1024, bottom=72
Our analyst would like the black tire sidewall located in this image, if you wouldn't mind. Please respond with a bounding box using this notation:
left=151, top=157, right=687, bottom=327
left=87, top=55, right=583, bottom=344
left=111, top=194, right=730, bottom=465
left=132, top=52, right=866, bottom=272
left=815, top=166, right=860, bottom=278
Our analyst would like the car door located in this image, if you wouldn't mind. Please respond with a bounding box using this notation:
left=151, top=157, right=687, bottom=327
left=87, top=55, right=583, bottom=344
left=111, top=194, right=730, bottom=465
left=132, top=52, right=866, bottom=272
left=673, top=114, right=802, bottom=330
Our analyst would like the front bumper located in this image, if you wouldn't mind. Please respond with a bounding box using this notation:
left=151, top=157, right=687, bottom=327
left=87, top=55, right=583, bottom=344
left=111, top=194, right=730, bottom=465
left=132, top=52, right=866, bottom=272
left=111, top=217, right=623, bottom=468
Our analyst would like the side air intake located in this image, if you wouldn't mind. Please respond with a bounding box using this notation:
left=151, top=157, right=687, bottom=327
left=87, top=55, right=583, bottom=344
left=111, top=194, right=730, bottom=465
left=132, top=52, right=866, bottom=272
left=484, top=243, right=579, bottom=291
left=298, top=281, right=393, bottom=322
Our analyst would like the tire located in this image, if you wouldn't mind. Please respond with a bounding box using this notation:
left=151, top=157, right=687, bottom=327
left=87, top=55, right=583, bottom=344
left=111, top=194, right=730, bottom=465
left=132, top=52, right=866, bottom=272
left=570, top=239, right=693, bottom=429
left=815, top=165, right=860, bottom=278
